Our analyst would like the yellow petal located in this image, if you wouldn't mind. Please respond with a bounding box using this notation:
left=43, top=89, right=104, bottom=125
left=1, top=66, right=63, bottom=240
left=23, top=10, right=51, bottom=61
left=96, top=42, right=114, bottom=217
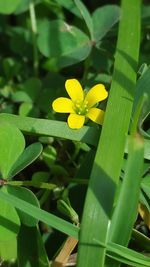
left=86, top=108, right=105, bottom=125
left=85, top=84, right=108, bottom=108
left=52, top=97, right=74, bottom=113
left=67, top=114, right=85, bottom=129
left=65, top=79, right=84, bottom=102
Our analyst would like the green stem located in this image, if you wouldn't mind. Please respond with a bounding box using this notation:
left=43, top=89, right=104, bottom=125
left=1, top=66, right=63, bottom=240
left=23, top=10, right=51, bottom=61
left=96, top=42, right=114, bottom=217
left=40, top=190, right=51, bottom=206
left=82, top=53, right=92, bottom=86
left=7, top=180, right=57, bottom=190
left=29, top=1, right=39, bottom=76
left=69, top=178, right=88, bottom=185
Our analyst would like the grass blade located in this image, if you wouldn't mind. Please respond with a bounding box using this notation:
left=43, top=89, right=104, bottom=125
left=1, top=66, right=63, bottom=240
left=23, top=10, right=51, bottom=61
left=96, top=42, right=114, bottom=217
left=106, top=244, right=150, bottom=267
left=0, top=113, right=99, bottom=147
left=77, top=0, right=141, bottom=266
left=109, top=134, right=144, bottom=245
left=0, top=189, right=79, bottom=239
left=125, top=136, right=150, bottom=160
left=95, top=240, right=150, bottom=267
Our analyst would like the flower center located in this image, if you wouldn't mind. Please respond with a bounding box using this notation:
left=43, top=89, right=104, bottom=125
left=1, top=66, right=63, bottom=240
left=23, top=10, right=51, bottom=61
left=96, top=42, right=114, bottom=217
left=73, top=100, right=89, bottom=115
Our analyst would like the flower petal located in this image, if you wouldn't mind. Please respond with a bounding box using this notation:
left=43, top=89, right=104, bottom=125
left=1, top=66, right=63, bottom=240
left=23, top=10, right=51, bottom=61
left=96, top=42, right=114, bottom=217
left=65, top=79, right=84, bottom=102
left=52, top=97, right=74, bottom=113
left=67, top=114, right=85, bottom=129
left=86, top=108, right=105, bottom=125
left=85, top=84, right=108, bottom=108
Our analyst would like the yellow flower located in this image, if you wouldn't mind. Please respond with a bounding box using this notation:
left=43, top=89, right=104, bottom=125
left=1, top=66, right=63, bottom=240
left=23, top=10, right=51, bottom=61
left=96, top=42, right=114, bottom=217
left=52, top=79, right=108, bottom=129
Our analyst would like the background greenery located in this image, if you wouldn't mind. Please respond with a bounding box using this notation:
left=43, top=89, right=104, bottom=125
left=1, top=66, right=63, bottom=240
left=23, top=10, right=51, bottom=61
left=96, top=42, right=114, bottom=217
left=0, top=0, right=150, bottom=266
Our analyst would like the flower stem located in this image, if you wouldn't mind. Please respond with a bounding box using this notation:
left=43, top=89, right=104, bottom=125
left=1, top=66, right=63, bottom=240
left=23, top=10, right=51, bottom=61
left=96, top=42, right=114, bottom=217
left=82, top=55, right=91, bottom=86
left=39, top=190, right=51, bottom=206
left=6, top=180, right=57, bottom=190
left=69, top=178, right=88, bottom=185
left=29, top=1, right=39, bottom=76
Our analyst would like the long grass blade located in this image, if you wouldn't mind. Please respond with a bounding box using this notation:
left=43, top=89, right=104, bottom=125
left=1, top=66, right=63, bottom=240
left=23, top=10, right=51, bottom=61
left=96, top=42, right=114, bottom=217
left=0, top=189, right=79, bottom=239
left=109, top=134, right=144, bottom=245
left=0, top=113, right=99, bottom=146
left=77, top=0, right=141, bottom=266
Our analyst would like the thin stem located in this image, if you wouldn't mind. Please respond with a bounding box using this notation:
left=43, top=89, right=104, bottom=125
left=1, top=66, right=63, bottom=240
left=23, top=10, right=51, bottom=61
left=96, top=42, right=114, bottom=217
left=69, top=178, right=88, bottom=185
left=7, top=180, right=57, bottom=190
left=82, top=54, right=92, bottom=86
left=29, top=1, right=39, bottom=76
left=40, top=190, right=51, bottom=206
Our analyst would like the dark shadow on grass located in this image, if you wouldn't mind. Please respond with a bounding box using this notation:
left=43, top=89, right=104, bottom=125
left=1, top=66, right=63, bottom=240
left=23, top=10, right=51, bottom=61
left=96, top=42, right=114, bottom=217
left=113, top=69, right=135, bottom=98
left=0, top=214, right=19, bottom=234
left=18, top=225, right=42, bottom=267
left=117, top=49, right=138, bottom=71
left=89, top=163, right=116, bottom=218
left=111, top=48, right=139, bottom=98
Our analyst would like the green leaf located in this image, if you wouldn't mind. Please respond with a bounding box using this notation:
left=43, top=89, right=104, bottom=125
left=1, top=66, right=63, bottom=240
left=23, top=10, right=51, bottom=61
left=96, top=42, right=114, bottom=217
left=74, top=0, right=94, bottom=39
left=37, top=72, right=65, bottom=112
left=19, top=102, right=33, bottom=116
left=18, top=225, right=49, bottom=267
left=10, top=27, right=32, bottom=58
left=32, top=171, right=49, bottom=183
left=3, top=58, right=21, bottom=80
left=92, top=5, right=120, bottom=42
left=0, top=123, right=25, bottom=178
left=7, top=186, right=40, bottom=227
left=15, top=0, right=41, bottom=14
left=9, top=142, right=43, bottom=178
left=55, top=0, right=81, bottom=17
left=0, top=189, right=79, bottom=239
left=11, top=91, right=32, bottom=103
left=0, top=0, right=21, bottom=14
left=37, top=20, right=91, bottom=68
left=0, top=238, right=17, bottom=261
left=22, top=78, right=42, bottom=102
left=12, top=78, right=42, bottom=103
left=0, top=187, right=20, bottom=241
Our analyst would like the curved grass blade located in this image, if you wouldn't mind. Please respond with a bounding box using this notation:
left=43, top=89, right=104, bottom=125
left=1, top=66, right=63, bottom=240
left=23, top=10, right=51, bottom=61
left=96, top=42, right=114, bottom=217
left=106, top=242, right=150, bottom=267
left=0, top=189, right=79, bottom=239
left=95, top=239, right=150, bottom=267
left=125, top=136, right=150, bottom=160
left=132, top=66, right=150, bottom=121
left=132, top=229, right=150, bottom=251
left=109, top=134, right=144, bottom=245
left=107, top=83, right=144, bottom=267
left=0, top=113, right=99, bottom=147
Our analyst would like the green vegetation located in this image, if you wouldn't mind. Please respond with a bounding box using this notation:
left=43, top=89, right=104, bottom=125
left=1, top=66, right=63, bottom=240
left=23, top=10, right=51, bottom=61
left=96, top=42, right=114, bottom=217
left=0, top=0, right=150, bottom=266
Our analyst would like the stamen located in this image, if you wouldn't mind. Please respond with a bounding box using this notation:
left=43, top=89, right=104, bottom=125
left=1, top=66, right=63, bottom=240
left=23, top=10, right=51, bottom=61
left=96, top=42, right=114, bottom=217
left=73, top=99, right=89, bottom=115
